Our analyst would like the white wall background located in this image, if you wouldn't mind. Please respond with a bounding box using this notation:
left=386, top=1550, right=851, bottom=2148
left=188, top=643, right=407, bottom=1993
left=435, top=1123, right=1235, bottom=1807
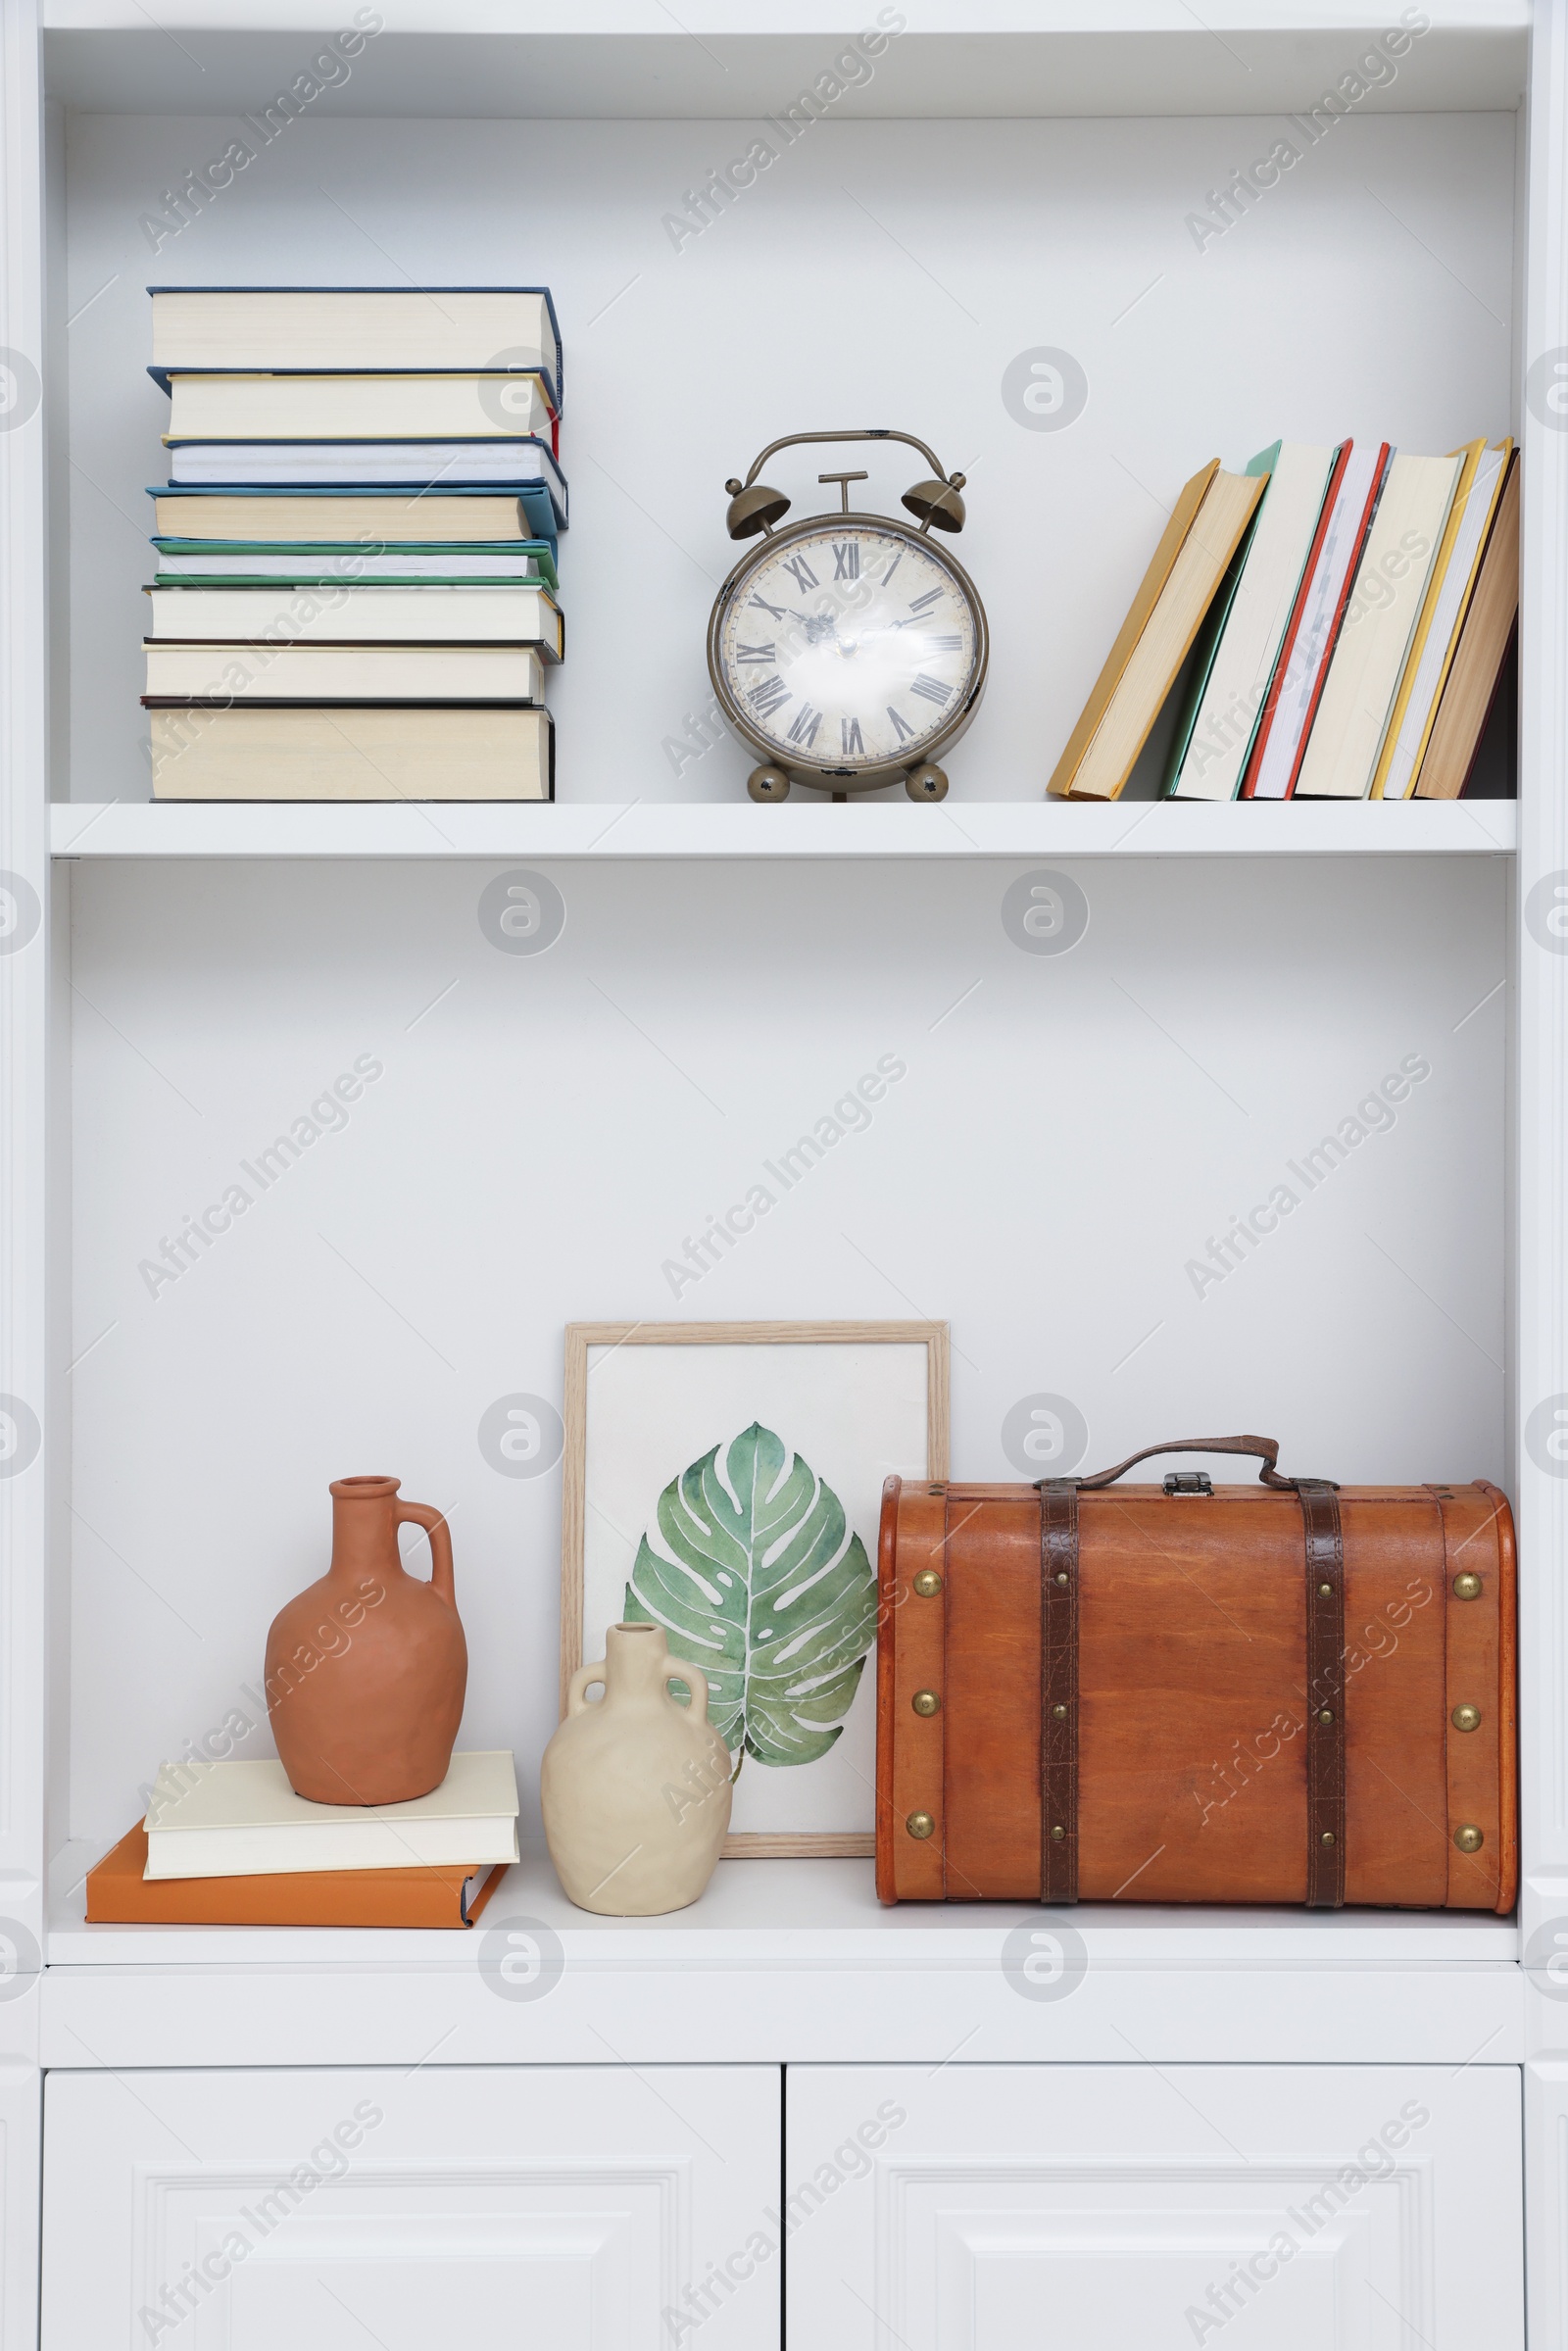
left=67, top=852, right=1505, bottom=1837
left=59, top=105, right=1516, bottom=802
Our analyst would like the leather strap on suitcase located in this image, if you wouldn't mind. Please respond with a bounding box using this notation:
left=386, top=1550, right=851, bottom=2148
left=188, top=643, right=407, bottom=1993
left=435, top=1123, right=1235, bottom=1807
left=1039, top=1480, right=1078, bottom=1903
left=1036, top=1437, right=1348, bottom=1907
left=1299, top=1480, right=1346, bottom=1907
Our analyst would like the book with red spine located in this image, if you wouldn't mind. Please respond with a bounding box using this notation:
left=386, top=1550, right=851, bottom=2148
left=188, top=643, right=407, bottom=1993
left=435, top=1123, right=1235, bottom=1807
left=1241, top=439, right=1392, bottom=800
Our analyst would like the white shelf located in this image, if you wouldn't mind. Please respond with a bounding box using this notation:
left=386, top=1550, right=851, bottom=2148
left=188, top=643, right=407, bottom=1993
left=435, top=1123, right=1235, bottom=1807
left=39, top=6, right=1530, bottom=122
left=41, top=1847, right=1523, bottom=2073
left=47, top=1845, right=1518, bottom=1972
left=49, top=798, right=1518, bottom=860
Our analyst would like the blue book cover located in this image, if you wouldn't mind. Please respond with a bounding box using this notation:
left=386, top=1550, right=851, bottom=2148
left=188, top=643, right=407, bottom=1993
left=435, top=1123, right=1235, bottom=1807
left=161, top=436, right=566, bottom=508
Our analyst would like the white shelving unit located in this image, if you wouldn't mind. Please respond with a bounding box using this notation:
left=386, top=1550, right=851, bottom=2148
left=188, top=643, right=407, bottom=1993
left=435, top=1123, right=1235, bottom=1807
left=48, top=798, right=1522, bottom=857
left=2, top=4, right=1564, bottom=2346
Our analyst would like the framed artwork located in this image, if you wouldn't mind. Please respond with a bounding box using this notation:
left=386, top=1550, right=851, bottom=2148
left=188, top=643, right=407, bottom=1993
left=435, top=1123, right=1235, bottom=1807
left=561, top=1320, right=949, bottom=1858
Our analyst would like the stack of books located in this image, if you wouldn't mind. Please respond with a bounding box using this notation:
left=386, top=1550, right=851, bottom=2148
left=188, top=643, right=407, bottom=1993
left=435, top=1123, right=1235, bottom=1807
left=1049, top=435, right=1518, bottom=804
left=85, top=1750, right=519, bottom=1929
left=142, top=286, right=565, bottom=804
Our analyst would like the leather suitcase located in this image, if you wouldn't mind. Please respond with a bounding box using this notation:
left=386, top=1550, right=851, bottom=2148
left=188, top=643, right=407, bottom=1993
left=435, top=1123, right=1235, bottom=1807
left=875, top=1436, right=1517, bottom=1910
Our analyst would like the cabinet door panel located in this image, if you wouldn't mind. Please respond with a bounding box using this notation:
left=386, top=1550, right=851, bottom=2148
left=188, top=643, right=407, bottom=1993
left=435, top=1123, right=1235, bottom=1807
left=43, top=2064, right=779, bottom=2351
left=786, top=2063, right=1521, bottom=2350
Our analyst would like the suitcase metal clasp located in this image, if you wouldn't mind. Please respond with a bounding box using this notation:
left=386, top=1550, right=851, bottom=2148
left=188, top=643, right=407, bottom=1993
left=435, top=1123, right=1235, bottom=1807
left=1163, top=1470, right=1213, bottom=1495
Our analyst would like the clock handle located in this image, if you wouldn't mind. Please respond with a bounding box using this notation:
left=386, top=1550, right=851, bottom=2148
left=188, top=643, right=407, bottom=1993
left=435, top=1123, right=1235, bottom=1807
left=736, top=426, right=952, bottom=492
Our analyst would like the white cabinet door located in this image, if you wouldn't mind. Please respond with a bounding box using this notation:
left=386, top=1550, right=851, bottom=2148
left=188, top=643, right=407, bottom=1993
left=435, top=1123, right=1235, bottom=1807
left=43, top=2064, right=779, bottom=2351
left=786, top=2063, right=1521, bottom=2350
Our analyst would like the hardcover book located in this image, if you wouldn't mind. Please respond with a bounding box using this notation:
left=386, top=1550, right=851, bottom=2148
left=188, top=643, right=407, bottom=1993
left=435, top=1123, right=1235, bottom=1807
left=142, top=1748, right=520, bottom=1879
left=142, top=582, right=564, bottom=655
left=1047, top=460, right=1218, bottom=798
left=1165, top=441, right=1339, bottom=801
left=149, top=285, right=563, bottom=410
left=149, top=704, right=555, bottom=802
left=1242, top=439, right=1391, bottom=800
left=88, top=1824, right=508, bottom=1928
left=143, top=641, right=549, bottom=705
left=150, top=540, right=560, bottom=589
left=1049, top=463, right=1268, bottom=801
left=163, top=370, right=557, bottom=447
left=150, top=485, right=561, bottom=546
left=1374, top=439, right=1512, bottom=799
left=166, top=438, right=568, bottom=519
left=1414, top=454, right=1521, bottom=800
left=1293, top=449, right=1461, bottom=800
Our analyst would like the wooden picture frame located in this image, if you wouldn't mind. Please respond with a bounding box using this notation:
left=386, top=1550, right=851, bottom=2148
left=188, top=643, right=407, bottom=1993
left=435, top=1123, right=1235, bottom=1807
left=561, top=1320, right=950, bottom=1859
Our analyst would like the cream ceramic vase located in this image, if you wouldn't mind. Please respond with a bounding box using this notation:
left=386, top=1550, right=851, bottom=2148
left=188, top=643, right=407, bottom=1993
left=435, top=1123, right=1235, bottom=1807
left=541, top=1622, right=733, bottom=1915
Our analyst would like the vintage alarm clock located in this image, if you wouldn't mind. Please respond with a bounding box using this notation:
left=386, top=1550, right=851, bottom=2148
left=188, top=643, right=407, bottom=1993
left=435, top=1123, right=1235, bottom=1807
left=707, top=427, right=990, bottom=803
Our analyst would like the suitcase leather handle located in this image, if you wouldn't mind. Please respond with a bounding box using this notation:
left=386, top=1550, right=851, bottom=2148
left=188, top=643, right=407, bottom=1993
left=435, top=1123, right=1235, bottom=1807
left=1054, top=1433, right=1333, bottom=1493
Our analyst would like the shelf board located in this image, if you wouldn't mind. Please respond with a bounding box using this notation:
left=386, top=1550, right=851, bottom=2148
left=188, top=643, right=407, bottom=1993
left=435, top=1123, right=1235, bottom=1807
left=40, top=10, right=1530, bottom=121
left=49, top=799, right=1518, bottom=861
left=48, top=1846, right=1517, bottom=1972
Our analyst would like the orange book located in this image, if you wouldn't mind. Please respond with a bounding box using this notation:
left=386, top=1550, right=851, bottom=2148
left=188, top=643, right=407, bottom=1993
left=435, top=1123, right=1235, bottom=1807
left=85, top=1824, right=507, bottom=1928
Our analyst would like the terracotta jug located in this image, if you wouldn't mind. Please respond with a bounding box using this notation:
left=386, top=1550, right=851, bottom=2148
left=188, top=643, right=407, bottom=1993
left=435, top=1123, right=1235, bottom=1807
left=265, top=1475, right=467, bottom=1805
left=541, top=1623, right=733, bottom=1915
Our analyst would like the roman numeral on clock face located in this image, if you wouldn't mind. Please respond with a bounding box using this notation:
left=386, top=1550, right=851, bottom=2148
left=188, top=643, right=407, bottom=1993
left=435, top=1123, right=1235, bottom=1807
left=833, top=542, right=859, bottom=580
left=783, top=554, right=819, bottom=594
left=908, top=588, right=943, bottom=613
left=887, top=706, right=915, bottom=743
left=881, top=549, right=906, bottom=588
left=749, top=592, right=787, bottom=620
left=841, top=715, right=864, bottom=758
left=736, top=642, right=774, bottom=663
left=910, top=673, right=952, bottom=707
left=749, top=676, right=791, bottom=717
left=787, top=704, right=823, bottom=748
left=924, top=634, right=962, bottom=652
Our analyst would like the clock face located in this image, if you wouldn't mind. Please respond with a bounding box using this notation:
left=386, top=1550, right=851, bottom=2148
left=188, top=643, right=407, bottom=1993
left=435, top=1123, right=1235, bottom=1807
left=715, top=522, right=981, bottom=772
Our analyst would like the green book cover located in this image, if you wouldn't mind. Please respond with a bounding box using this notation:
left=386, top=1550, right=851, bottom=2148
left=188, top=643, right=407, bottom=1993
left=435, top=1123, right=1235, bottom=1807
left=151, top=537, right=559, bottom=590
left=153, top=570, right=556, bottom=589
left=1159, top=442, right=1277, bottom=798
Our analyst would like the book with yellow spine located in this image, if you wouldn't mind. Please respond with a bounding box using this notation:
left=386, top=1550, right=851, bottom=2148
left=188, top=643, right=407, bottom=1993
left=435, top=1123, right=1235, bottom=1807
left=1369, top=438, right=1510, bottom=799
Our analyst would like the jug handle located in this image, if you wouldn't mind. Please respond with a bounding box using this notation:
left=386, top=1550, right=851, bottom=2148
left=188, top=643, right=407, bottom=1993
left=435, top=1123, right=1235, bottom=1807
left=566, top=1658, right=710, bottom=1718
left=395, top=1499, right=455, bottom=1606
left=672, top=1662, right=710, bottom=1719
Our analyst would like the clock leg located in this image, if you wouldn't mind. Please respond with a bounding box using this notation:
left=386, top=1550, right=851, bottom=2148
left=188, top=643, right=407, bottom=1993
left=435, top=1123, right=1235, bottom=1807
left=747, top=765, right=791, bottom=803
left=906, top=763, right=949, bottom=802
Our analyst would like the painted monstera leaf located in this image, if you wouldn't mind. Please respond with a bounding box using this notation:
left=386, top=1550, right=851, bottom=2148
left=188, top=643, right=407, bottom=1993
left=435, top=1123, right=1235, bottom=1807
left=623, top=1421, right=877, bottom=1768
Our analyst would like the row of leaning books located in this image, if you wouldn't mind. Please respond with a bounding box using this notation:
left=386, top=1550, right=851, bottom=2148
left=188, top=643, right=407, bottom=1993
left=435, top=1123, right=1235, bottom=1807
left=86, top=1749, right=520, bottom=1928
left=1050, top=435, right=1518, bottom=803
left=142, top=285, right=565, bottom=803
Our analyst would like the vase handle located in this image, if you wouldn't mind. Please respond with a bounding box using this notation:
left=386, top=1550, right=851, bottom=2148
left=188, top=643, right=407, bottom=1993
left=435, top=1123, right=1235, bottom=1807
left=395, top=1499, right=455, bottom=1606
left=671, top=1661, right=710, bottom=1720
left=567, top=1659, right=605, bottom=1716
